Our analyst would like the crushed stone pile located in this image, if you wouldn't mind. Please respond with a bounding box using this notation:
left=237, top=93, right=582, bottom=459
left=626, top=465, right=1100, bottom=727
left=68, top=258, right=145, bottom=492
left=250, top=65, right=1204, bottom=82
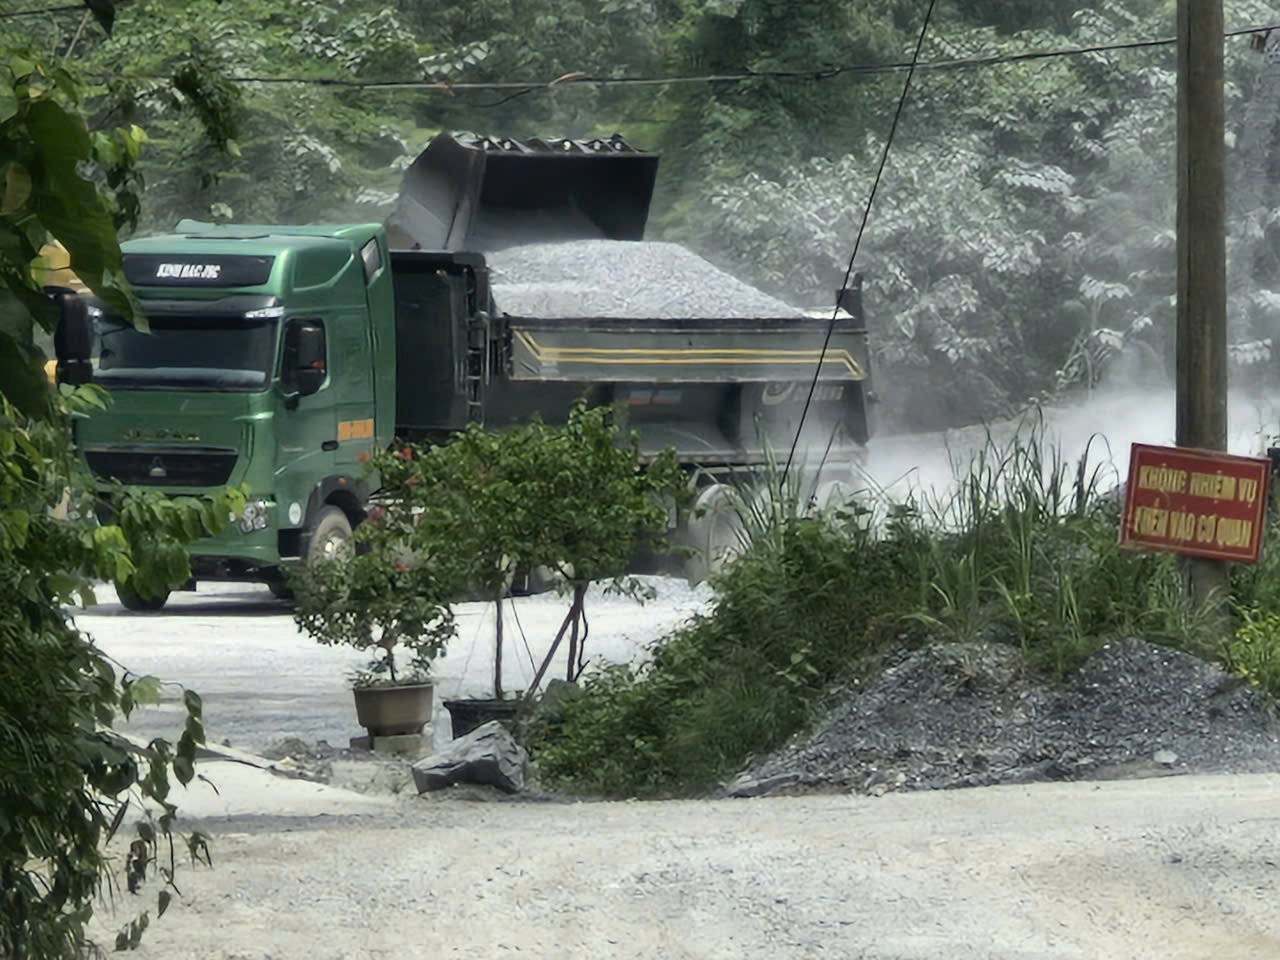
left=487, top=240, right=805, bottom=320
left=728, top=638, right=1280, bottom=798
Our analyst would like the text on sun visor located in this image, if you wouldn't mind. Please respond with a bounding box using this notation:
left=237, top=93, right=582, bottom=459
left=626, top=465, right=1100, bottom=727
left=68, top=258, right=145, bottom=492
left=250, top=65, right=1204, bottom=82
left=157, top=263, right=222, bottom=280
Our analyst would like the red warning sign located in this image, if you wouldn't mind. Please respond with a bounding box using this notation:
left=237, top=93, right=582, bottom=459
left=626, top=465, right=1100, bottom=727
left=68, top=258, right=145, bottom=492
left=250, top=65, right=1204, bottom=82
left=1119, top=443, right=1270, bottom=564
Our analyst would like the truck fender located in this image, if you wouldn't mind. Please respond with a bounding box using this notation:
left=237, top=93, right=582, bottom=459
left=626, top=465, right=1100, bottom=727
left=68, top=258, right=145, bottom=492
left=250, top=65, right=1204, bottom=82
left=298, top=475, right=367, bottom=554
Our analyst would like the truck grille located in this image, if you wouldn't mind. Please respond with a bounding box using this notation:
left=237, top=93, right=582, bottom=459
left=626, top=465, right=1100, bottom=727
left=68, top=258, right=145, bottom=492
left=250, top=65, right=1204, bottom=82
left=84, top=446, right=239, bottom=487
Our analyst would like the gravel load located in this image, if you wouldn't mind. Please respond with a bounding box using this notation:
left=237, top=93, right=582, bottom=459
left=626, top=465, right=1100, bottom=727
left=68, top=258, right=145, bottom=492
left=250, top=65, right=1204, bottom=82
left=487, top=239, right=806, bottom=319
left=729, top=638, right=1280, bottom=797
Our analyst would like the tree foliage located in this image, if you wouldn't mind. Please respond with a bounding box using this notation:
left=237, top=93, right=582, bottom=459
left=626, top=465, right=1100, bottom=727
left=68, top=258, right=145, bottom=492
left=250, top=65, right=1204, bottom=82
left=0, top=40, right=243, bottom=958
left=404, top=402, right=687, bottom=690
left=15, top=0, right=1280, bottom=426
left=696, top=1, right=1280, bottom=427
left=56, top=0, right=441, bottom=229
left=0, top=51, right=139, bottom=412
left=289, top=402, right=687, bottom=692
left=399, top=401, right=685, bottom=599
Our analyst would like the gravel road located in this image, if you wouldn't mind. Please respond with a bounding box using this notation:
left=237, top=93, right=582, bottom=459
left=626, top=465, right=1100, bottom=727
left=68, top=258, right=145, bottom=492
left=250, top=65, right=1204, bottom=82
left=77, top=577, right=711, bottom=754
left=90, top=773, right=1280, bottom=960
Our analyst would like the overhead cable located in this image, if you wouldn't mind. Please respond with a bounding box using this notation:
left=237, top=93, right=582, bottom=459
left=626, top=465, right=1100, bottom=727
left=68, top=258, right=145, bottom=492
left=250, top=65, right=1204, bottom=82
left=93, top=22, right=1280, bottom=93
left=0, top=4, right=83, bottom=17
left=781, top=0, right=938, bottom=485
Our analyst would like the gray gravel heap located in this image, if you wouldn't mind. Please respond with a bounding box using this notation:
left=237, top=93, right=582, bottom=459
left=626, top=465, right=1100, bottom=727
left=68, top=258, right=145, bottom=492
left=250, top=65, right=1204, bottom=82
left=487, top=240, right=806, bottom=319
left=729, top=638, right=1280, bottom=798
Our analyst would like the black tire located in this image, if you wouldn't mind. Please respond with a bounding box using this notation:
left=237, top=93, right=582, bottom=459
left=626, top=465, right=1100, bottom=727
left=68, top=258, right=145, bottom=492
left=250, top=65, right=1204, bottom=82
left=306, top=505, right=353, bottom=564
left=267, top=580, right=295, bottom=601
left=116, top=581, right=170, bottom=612
left=508, top=565, right=558, bottom=597
left=682, top=484, right=741, bottom=585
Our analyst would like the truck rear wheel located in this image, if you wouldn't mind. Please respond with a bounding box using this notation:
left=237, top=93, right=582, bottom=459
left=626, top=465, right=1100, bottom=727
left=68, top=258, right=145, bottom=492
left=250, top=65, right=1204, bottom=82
left=683, top=484, right=743, bottom=585
left=812, top=479, right=855, bottom=515
left=307, top=506, right=353, bottom=564
left=116, top=581, right=170, bottom=612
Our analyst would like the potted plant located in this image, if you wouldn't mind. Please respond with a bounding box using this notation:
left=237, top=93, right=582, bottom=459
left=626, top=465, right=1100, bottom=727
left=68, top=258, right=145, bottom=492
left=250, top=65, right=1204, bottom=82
left=287, top=446, right=461, bottom=739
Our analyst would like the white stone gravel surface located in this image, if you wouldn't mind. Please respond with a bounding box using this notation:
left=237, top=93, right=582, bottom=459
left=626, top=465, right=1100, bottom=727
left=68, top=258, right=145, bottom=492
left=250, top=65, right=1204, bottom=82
left=89, top=772, right=1280, bottom=960
left=76, top=576, right=712, bottom=753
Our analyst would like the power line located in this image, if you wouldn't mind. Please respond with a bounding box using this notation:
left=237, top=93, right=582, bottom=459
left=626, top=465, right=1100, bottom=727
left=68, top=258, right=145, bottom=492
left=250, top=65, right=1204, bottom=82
left=95, top=21, right=1280, bottom=94
left=0, top=4, right=82, bottom=17
left=782, top=0, right=939, bottom=485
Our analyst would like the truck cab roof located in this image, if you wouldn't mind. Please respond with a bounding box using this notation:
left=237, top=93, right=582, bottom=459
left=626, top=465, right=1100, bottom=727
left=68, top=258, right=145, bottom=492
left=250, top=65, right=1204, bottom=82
left=169, top=220, right=384, bottom=246
left=120, top=222, right=388, bottom=302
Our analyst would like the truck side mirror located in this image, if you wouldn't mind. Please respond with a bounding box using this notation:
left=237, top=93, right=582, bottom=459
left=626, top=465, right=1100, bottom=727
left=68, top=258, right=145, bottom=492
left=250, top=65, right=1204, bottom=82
left=54, top=294, right=93, bottom=385
left=282, top=319, right=326, bottom=399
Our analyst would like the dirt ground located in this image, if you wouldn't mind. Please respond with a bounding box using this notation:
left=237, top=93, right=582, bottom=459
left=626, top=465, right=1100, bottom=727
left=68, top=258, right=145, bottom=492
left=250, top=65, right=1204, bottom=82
left=78, top=578, right=712, bottom=754
left=91, top=772, right=1280, bottom=960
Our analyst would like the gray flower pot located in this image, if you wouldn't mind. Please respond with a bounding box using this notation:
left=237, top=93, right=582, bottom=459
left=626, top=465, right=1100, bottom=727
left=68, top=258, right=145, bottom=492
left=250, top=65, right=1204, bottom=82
left=352, top=683, right=434, bottom=737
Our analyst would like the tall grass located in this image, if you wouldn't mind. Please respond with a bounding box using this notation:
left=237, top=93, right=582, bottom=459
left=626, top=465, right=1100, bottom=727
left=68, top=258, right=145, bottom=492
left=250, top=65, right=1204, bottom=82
left=529, top=415, right=1274, bottom=797
left=1227, top=498, right=1280, bottom=699
left=884, top=415, right=1212, bottom=674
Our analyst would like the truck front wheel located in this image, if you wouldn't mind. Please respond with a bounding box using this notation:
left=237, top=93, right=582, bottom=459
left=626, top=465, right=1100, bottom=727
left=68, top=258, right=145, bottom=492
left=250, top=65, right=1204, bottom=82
left=116, top=581, right=170, bottom=612
left=267, top=580, right=295, bottom=601
left=307, top=506, right=353, bottom=564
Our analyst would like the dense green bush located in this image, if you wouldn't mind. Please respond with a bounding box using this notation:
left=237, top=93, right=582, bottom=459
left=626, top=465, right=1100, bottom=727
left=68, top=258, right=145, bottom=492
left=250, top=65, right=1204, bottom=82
left=1226, top=610, right=1280, bottom=702
left=528, top=513, right=917, bottom=797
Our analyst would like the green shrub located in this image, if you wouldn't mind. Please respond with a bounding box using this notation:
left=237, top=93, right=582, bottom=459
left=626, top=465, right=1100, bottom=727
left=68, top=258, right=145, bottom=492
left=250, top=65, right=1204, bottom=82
left=888, top=419, right=1209, bottom=675
left=1230, top=506, right=1280, bottom=617
left=1227, top=610, right=1280, bottom=700
left=528, top=514, right=916, bottom=797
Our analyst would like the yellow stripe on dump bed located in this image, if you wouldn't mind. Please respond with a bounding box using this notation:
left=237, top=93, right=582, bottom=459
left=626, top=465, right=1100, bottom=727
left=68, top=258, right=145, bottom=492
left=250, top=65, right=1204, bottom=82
left=512, top=330, right=865, bottom=378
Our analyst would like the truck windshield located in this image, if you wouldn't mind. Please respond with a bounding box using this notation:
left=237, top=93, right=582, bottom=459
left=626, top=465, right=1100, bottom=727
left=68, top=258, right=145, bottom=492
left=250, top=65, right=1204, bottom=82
left=93, top=316, right=277, bottom=392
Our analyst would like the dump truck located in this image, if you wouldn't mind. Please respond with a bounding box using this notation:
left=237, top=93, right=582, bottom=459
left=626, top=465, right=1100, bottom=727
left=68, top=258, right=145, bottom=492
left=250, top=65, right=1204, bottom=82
left=52, top=134, right=872, bottom=609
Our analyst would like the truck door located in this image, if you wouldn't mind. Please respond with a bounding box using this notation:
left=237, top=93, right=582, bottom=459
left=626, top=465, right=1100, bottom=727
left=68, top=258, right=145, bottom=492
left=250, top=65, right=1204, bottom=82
left=332, top=310, right=376, bottom=470
left=278, top=317, right=337, bottom=479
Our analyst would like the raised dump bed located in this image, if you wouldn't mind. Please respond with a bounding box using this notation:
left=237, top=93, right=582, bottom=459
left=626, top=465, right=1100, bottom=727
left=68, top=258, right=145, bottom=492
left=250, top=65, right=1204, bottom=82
left=386, top=134, right=873, bottom=465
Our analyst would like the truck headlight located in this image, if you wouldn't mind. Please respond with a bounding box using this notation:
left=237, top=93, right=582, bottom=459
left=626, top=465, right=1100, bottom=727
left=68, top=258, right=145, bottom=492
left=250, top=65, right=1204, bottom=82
left=239, top=499, right=270, bottom=534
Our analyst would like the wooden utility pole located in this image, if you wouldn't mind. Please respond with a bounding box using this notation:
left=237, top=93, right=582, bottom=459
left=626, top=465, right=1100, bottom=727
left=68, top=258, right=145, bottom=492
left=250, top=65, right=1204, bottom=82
left=1176, top=0, right=1230, bottom=609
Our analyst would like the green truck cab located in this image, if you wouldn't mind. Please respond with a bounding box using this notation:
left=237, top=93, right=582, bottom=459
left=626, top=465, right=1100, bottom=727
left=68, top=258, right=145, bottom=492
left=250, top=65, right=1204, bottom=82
left=70, top=222, right=402, bottom=607
left=62, top=220, right=502, bottom=610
